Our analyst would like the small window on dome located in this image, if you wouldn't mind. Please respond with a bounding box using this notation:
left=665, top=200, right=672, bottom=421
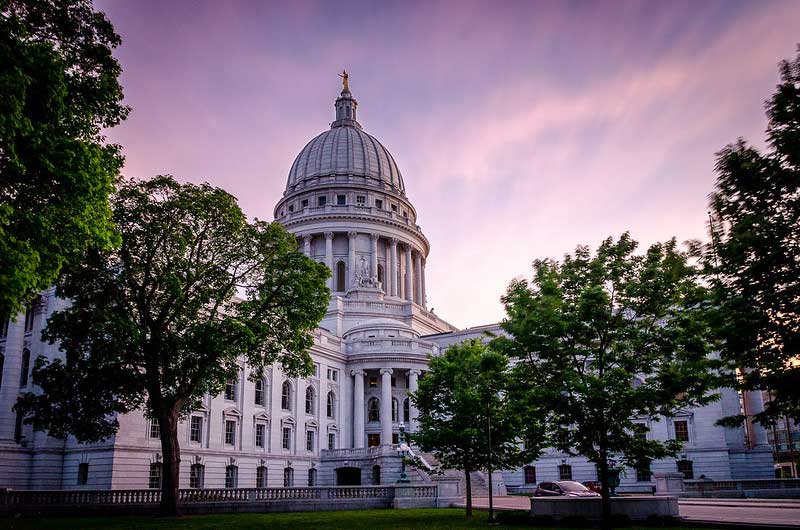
left=375, top=199, right=383, bottom=209
left=288, top=205, right=294, bottom=213
left=301, top=199, right=309, bottom=208
left=337, top=195, right=346, bottom=205
left=318, top=196, right=327, bottom=207
left=403, top=210, right=408, bottom=218
left=356, top=195, right=365, bottom=206
left=391, top=204, right=397, bottom=212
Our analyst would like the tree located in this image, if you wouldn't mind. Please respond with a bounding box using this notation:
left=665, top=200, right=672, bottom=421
left=706, top=47, right=800, bottom=426
left=493, top=233, right=721, bottom=527
left=410, top=339, right=543, bottom=517
left=15, top=176, right=330, bottom=515
left=0, top=0, right=127, bottom=317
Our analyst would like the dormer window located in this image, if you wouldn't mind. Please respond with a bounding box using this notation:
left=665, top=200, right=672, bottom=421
left=318, top=196, right=327, bottom=207
left=375, top=199, right=383, bottom=209
left=356, top=195, right=365, bottom=206
left=391, top=204, right=397, bottom=212
left=301, top=199, right=309, bottom=208
left=288, top=205, right=294, bottom=213
left=337, top=194, right=346, bottom=205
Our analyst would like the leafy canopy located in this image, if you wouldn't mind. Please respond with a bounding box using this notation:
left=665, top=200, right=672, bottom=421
left=493, top=233, right=721, bottom=477
left=17, top=175, right=330, bottom=441
left=706, top=47, right=800, bottom=425
left=0, top=0, right=128, bottom=316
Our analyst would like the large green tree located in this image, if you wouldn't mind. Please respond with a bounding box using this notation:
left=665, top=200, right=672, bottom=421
left=493, top=234, right=721, bottom=527
left=16, top=176, right=330, bottom=515
left=410, top=339, right=543, bottom=517
left=0, top=0, right=127, bottom=317
left=706, top=48, right=800, bottom=426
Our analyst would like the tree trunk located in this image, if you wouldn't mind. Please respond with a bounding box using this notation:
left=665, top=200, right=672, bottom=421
left=464, top=465, right=473, bottom=517
left=159, top=410, right=182, bottom=516
left=598, top=444, right=612, bottom=529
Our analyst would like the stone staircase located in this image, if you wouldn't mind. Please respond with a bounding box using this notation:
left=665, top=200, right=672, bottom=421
left=408, top=450, right=506, bottom=497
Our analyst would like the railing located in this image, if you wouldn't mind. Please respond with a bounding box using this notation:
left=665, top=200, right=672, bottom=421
left=412, top=485, right=437, bottom=498
left=684, top=478, right=800, bottom=495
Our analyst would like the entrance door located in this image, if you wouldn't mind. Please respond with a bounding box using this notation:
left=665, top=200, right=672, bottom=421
left=336, top=467, right=361, bottom=485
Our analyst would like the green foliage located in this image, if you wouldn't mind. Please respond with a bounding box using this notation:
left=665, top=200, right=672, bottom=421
left=705, top=47, right=800, bottom=425
left=0, top=0, right=128, bottom=317
left=493, top=233, right=721, bottom=513
left=411, top=339, right=544, bottom=483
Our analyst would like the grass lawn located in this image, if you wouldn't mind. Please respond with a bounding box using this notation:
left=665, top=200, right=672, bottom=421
left=0, top=508, right=707, bottom=530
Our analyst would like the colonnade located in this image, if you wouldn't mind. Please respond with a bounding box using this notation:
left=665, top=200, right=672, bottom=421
left=351, top=368, right=421, bottom=448
left=300, top=231, right=426, bottom=305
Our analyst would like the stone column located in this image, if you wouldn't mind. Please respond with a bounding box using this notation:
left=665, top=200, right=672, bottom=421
left=380, top=368, right=393, bottom=446
left=390, top=239, right=399, bottom=297
left=348, top=231, right=358, bottom=290
left=370, top=233, right=379, bottom=283
left=404, top=246, right=413, bottom=303
left=408, top=370, right=421, bottom=434
left=303, top=234, right=312, bottom=257
left=414, top=253, right=422, bottom=305
left=325, top=232, right=334, bottom=291
left=421, top=259, right=427, bottom=308
left=352, top=370, right=365, bottom=448
left=0, top=311, right=25, bottom=441
left=744, top=390, right=769, bottom=447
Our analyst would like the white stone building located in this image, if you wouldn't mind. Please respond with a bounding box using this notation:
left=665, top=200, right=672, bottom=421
left=0, top=77, right=774, bottom=493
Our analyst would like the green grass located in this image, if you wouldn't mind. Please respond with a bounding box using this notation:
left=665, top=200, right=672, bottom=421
left=0, top=508, right=702, bottom=530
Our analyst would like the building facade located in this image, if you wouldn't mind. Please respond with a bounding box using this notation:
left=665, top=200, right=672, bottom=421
left=0, top=77, right=774, bottom=492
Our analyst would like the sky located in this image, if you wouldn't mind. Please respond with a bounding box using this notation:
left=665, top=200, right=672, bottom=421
left=98, top=0, right=800, bottom=329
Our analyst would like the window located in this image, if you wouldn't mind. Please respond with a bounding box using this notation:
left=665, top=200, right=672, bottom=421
left=368, top=397, right=380, bottom=422
left=190, top=416, right=203, bottom=443
left=677, top=459, right=694, bottom=480
left=524, top=466, right=537, bottom=484
left=149, top=463, right=162, bottom=489
left=19, top=348, right=30, bottom=387
left=301, top=199, right=309, bottom=208
left=257, top=465, right=268, bottom=488
left=225, top=377, right=237, bottom=401
left=377, top=264, right=384, bottom=285
left=327, top=391, right=336, bottom=418
left=306, top=430, right=314, bottom=452
left=282, top=427, right=292, bottom=449
left=402, top=210, right=408, bottom=218
left=367, top=433, right=381, bottom=447
left=674, top=420, right=690, bottom=442
left=149, top=418, right=160, bottom=439
left=636, top=463, right=652, bottom=482
left=254, top=379, right=265, bottom=406
left=313, top=363, right=319, bottom=377
left=328, top=433, right=336, bottom=450
left=14, top=411, right=23, bottom=442
left=77, top=463, right=89, bottom=485
left=558, top=464, right=572, bottom=481
left=288, top=204, right=294, bottom=213
left=391, top=398, right=399, bottom=422
left=369, top=377, right=377, bottom=387
left=337, top=194, right=346, bottom=205
left=327, top=368, right=338, bottom=381
left=403, top=398, right=410, bottom=423
left=283, top=467, right=294, bottom=487
left=372, top=465, right=381, bottom=485
left=190, top=464, right=205, bottom=488
left=308, top=467, right=317, bottom=486
left=375, top=199, right=383, bottom=209
left=392, top=433, right=399, bottom=444
left=318, top=196, right=327, bottom=207
left=24, top=306, right=34, bottom=333
left=305, top=386, right=315, bottom=414
left=0, top=352, right=4, bottom=392
left=225, top=420, right=236, bottom=446
left=336, top=261, right=346, bottom=292
left=1, top=315, right=9, bottom=339
left=391, top=204, right=398, bottom=212
left=356, top=195, right=365, bottom=206
left=281, top=381, right=292, bottom=410
left=225, top=464, right=238, bottom=488
left=255, top=424, right=266, bottom=448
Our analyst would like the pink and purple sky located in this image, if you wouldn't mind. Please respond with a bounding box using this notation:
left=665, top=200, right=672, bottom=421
left=98, top=0, right=799, bottom=329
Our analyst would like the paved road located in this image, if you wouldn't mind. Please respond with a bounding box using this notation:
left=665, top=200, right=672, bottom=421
left=460, top=496, right=800, bottom=527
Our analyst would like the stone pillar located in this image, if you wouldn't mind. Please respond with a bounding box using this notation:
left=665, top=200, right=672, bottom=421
left=348, top=231, right=357, bottom=290
left=390, top=239, right=399, bottom=297
left=408, top=370, right=421, bottom=434
left=414, top=253, right=422, bottom=305
left=404, top=246, right=413, bottom=303
left=380, top=368, right=393, bottom=446
left=324, top=232, right=334, bottom=291
left=0, top=311, right=25, bottom=441
left=352, top=370, right=365, bottom=448
left=421, top=259, right=426, bottom=308
left=303, top=234, right=312, bottom=257
left=370, top=233, right=379, bottom=283
left=744, top=390, right=770, bottom=447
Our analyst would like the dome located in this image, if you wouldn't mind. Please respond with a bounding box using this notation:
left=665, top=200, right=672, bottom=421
left=285, top=72, right=405, bottom=193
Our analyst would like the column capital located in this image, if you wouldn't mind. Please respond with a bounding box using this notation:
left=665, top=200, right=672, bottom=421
left=303, top=234, right=313, bottom=242
left=379, top=368, right=394, bottom=376
left=324, top=231, right=334, bottom=240
left=348, top=231, right=358, bottom=239
left=408, top=369, right=422, bottom=377
left=389, top=237, right=399, bottom=245
left=370, top=233, right=380, bottom=241
left=351, top=369, right=366, bottom=377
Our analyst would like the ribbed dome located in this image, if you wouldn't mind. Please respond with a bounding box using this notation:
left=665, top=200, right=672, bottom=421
left=285, top=76, right=405, bottom=193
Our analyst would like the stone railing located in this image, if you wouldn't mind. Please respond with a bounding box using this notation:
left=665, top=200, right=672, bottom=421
left=1, top=484, right=445, bottom=516
left=684, top=478, right=800, bottom=498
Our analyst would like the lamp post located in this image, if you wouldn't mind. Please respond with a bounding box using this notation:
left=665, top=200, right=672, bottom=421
left=397, top=427, right=410, bottom=483
left=487, top=402, right=495, bottom=524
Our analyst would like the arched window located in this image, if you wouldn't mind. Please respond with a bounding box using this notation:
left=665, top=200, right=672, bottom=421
left=327, top=391, right=336, bottom=418
left=308, top=468, right=317, bottom=486
left=19, top=348, right=30, bottom=387
left=256, top=465, right=268, bottom=488
left=281, top=381, right=292, bottom=410
left=148, top=463, right=162, bottom=489
left=377, top=264, right=384, bottom=285
left=225, top=464, right=238, bottom=488
left=336, top=261, right=346, bottom=292
left=403, top=398, right=410, bottom=423
left=371, top=465, right=381, bottom=485
left=254, top=379, right=265, bottom=406
left=305, top=386, right=315, bottom=415
left=367, top=397, right=380, bottom=422
left=391, top=398, right=399, bottom=422
left=283, top=467, right=294, bottom=487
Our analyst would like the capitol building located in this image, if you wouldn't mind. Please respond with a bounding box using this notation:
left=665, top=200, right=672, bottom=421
left=0, top=76, right=775, bottom=493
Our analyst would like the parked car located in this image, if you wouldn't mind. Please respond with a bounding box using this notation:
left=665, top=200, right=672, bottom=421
left=534, top=480, right=601, bottom=497
left=582, top=480, right=602, bottom=494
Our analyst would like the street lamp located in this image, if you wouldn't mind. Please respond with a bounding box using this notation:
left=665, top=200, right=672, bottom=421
left=397, top=427, right=410, bottom=483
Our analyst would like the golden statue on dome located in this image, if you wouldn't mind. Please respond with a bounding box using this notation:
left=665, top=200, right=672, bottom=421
left=339, top=69, right=349, bottom=92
